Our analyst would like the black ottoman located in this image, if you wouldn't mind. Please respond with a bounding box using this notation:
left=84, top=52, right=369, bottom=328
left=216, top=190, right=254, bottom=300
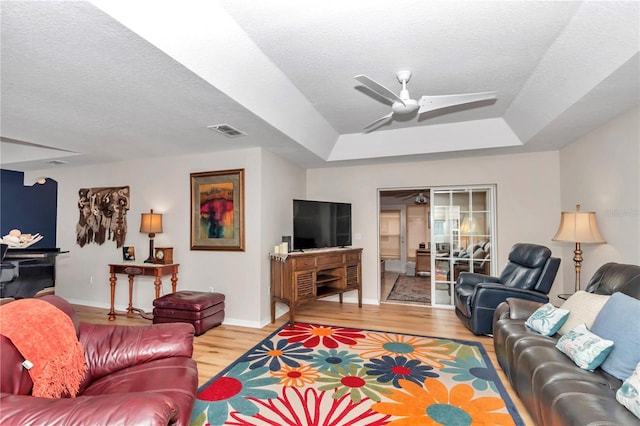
left=153, top=291, right=225, bottom=335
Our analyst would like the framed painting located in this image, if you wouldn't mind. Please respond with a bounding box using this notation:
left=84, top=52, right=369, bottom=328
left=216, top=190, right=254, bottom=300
left=190, top=169, right=245, bottom=251
left=122, top=246, right=135, bottom=261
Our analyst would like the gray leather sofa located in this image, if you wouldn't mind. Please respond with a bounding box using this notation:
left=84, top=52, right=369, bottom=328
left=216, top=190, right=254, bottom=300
left=493, top=262, right=640, bottom=425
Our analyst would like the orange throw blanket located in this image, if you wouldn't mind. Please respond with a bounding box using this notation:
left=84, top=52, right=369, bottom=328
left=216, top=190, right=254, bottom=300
left=0, top=298, right=87, bottom=398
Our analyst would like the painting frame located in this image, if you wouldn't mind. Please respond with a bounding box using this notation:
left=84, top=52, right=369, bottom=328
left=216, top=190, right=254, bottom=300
left=190, top=169, right=245, bottom=251
left=122, top=246, right=135, bottom=261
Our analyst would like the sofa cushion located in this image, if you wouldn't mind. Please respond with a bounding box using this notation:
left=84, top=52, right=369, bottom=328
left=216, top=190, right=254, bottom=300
left=539, top=379, right=638, bottom=426
left=617, top=362, right=640, bottom=419
left=591, top=292, right=640, bottom=380
left=525, top=303, right=569, bottom=336
left=556, top=324, right=614, bottom=371
left=558, top=291, right=610, bottom=335
left=82, top=357, right=198, bottom=426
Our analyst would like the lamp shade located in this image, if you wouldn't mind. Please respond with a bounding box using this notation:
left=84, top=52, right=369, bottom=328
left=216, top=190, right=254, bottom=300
left=460, top=215, right=481, bottom=235
left=552, top=206, right=605, bottom=243
left=140, top=209, right=163, bottom=234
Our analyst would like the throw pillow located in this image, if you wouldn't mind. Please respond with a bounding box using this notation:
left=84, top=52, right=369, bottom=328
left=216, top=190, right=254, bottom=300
left=617, top=361, right=640, bottom=420
left=556, top=324, right=614, bottom=371
left=525, top=303, right=570, bottom=336
left=558, top=291, right=610, bottom=335
left=591, top=292, right=640, bottom=381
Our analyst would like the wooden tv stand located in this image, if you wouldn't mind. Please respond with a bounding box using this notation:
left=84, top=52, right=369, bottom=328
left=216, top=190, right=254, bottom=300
left=270, top=248, right=362, bottom=328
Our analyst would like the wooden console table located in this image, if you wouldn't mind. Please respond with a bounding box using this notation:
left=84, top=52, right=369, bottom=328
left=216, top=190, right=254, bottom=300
left=270, top=248, right=362, bottom=328
left=108, top=262, right=179, bottom=321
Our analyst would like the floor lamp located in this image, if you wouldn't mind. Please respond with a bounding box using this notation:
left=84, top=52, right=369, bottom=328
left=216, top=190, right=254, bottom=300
left=140, top=209, right=163, bottom=263
left=552, top=204, right=605, bottom=292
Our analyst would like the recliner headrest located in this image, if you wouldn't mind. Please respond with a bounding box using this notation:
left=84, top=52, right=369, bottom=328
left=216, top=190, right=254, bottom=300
left=585, top=262, right=640, bottom=299
left=507, top=243, right=552, bottom=268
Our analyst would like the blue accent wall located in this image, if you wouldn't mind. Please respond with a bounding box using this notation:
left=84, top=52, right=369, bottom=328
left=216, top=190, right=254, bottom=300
left=1, top=169, right=58, bottom=248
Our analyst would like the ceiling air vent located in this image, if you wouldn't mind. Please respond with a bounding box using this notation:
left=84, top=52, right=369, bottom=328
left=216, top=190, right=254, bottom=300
left=207, top=124, right=247, bottom=138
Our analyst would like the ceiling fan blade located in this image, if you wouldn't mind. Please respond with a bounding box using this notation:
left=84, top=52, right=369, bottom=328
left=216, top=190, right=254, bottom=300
left=355, top=75, right=405, bottom=106
left=363, top=112, right=394, bottom=130
left=401, top=192, right=429, bottom=200
left=418, top=91, right=497, bottom=114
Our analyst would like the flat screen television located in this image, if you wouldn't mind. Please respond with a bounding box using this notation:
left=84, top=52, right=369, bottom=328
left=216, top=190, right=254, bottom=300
left=293, top=199, right=352, bottom=250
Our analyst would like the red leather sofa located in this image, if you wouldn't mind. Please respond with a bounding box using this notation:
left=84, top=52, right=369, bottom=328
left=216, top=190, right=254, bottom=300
left=0, top=295, right=198, bottom=425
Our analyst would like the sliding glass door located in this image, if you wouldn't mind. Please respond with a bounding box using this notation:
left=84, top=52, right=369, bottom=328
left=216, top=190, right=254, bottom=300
left=430, top=186, right=496, bottom=306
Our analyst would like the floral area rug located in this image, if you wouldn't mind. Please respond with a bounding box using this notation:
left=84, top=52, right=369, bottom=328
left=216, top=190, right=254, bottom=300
left=190, top=323, right=523, bottom=426
left=386, top=275, right=430, bottom=304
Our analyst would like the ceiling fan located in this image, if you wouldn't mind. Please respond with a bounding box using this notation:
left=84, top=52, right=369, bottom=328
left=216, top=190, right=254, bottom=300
left=414, top=192, right=429, bottom=205
left=398, top=191, right=429, bottom=204
left=355, top=70, right=497, bottom=131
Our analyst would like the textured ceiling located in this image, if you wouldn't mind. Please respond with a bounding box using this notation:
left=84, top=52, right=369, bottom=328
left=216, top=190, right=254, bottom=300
left=1, top=1, right=638, bottom=171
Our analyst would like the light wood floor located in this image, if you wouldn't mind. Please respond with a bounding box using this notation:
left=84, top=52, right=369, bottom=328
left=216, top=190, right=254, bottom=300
left=74, top=300, right=534, bottom=425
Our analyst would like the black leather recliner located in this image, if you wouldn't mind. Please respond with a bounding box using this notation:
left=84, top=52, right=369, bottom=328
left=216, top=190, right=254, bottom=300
left=454, top=243, right=560, bottom=335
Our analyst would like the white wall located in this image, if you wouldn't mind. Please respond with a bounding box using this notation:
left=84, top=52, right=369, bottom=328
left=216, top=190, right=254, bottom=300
left=25, top=147, right=304, bottom=327
left=306, top=151, right=565, bottom=302
left=558, top=107, right=640, bottom=289
left=20, top=108, right=637, bottom=325
left=259, top=149, right=307, bottom=322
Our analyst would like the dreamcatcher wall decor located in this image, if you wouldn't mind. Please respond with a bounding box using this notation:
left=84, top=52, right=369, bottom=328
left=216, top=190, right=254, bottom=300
left=77, top=186, right=130, bottom=248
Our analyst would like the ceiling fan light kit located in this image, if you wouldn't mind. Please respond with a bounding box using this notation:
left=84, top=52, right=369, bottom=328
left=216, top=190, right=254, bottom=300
left=393, top=70, right=419, bottom=114
left=355, top=70, right=497, bottom=131
left=414, top=192, right=428, bottom=205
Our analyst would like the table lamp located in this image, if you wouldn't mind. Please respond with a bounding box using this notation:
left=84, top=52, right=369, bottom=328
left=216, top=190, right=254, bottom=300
left=140, top=209, right=163, bottom=263
left=552, top=204, right=605, bottom=292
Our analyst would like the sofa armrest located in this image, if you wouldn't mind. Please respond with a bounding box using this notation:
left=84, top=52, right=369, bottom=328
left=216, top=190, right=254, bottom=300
left=494, top=297, right=545, bottom=321
left=457, top=272, right=500, bottom=286
left=471, top=284, right=549, bottom=311
left=79, top=322, right=195, bottom=382
left=0, top=392, right=178, bottom=425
